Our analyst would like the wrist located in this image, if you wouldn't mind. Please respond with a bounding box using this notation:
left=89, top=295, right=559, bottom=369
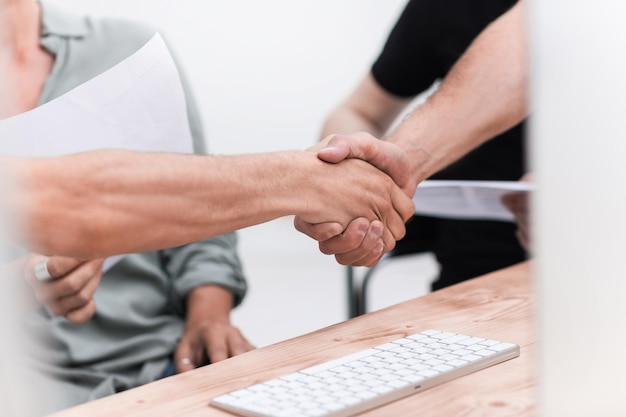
left=186, top=286, right=232, bottom=326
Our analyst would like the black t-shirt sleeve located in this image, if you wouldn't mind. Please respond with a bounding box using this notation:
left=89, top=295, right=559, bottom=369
left=372, top=0, right=518, bottom=98
left=372, top=0, right=445, bottom=98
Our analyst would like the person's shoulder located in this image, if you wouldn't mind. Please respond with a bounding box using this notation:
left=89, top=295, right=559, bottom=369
left=88, top=15, right=160, bottom=52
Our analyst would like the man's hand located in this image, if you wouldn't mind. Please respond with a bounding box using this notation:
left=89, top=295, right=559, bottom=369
left=501, top=173, right=532, bottom=253
left=23, top=255, right=104, bottom=324
left=316, top=132, right=417, bottom=196
left=297, top=153, right=414, bottom=266
left=294, top=217, right=388, bottom=266
left=175, top=286, right=254, bottom=373
left=295, top=132, right=415, bottom=266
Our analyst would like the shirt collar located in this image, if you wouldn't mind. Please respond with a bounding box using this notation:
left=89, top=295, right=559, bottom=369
left=39, top=0, right=88, bottom=38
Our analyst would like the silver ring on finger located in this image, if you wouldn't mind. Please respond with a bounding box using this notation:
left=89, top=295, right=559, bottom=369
left=34, top=259, right=53, bottom=281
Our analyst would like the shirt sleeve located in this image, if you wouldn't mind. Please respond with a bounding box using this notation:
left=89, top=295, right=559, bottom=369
left=161, top=233, right=248, bottom=308
left=372, top=0, right=518, bottom=98
left=371, top=0, right=445, bottom=98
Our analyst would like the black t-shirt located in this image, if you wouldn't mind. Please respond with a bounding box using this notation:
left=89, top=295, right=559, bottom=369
left=373, top=0, right=525, bottom=181
left=371, top=0, right=527, bottom=288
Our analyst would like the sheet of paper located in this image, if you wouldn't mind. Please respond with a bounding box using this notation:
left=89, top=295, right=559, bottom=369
left=413, top=180, right=533, bottom=222
left=0, top=33, right=192, bottom=157
left=0, top=34, right=193, bottom=270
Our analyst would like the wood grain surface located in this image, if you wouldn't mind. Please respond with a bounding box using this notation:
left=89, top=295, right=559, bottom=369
left=50, top=261, right=536, bottom=417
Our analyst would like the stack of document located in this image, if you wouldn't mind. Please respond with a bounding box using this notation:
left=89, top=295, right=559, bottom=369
left=413, top=180, right=533, bottom=222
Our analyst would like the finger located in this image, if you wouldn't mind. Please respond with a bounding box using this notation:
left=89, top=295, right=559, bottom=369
left=38, top=259, right=103, bottom=301
left=52, top=266, right=102, bottom=318
left=331, top=221, right=385, bottom=266
left=44, top=256, right=84, bottom=279
left=24, top=255, right=82, bottom=286
left=23, top=254, right=49, bottom=287
left=377, top=187, right=412, bottom=258
left=501, top=192, right=526, bottom=212
left=293, top=217, right=344, bottom=241
left=514, top=212, right=529, bottom=230
left=393, top=185, right=416, bottom=223
left=380, top=227, right=397, bottom=256
left=315, top=135, right=352, bottom=163
left=516, top=229, right=531, bottom=253
left=205, top=330, right=230, bottom=363
left=383, top=195, right=411, bottom=243
left=64, top=299, right=97, bottom=325
left=174, top=338, right=197, bottom=374
left=316, top=133, right=379, bottom=164
left=318, top=218, right=376, bottom=256
left=501, top=192, right=518, bottom=211
left=226, top=330, right=256, bottom=357
left=336, top=238, right=385, bottom=268
left=208, top=327, right=255, bottom=363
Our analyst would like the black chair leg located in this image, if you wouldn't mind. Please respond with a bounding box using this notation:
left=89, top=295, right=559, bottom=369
left=346, top=254, right=391, bottom=319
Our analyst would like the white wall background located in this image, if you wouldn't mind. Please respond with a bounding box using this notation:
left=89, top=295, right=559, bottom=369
left=47, top=0, right=408, bottom=154
left=43, top=0, right=439, bottom=348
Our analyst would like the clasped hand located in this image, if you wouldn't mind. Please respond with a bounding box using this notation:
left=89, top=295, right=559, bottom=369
left=297, top=132, right=416, bottom=267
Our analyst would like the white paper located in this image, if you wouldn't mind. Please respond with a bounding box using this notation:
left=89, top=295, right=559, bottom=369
left=413, top=180, right=533, bottom=222
left=0, top=34, right=194, bottom=270
left=0, top=33, right=192, bottom=157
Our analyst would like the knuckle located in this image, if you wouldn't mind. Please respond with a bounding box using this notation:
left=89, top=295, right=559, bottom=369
left=334, top=254, right=351, bottom=266
left=63, top=276, right=82, bottom=293
left=68, top=308, right=92, bottom=324
left=393, top=225, right=407, bottom=241
left=86, top=262, right=102, bottom=277
left=47, top=303, right=65, bottom=317
left=75, top=289, right=93, bottom=305
left=45, top=261, right=61, bottom=278
left=318, top=242, right=335, bottom=255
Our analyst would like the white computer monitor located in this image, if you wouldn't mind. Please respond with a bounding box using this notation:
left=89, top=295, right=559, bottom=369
left=530, top=0, right=626, bottom=415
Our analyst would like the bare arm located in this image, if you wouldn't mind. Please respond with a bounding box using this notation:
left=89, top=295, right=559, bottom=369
left=320, top=72, right=413, bottom=139
left=386, top=0, right=528, bottom=187
left=302, top=1, right=528, bottom=264
left=304, top=73, right=415, bottom=266
left=4, top=149, right=413, bottom=259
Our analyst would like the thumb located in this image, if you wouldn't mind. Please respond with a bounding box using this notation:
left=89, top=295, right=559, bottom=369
left=316, top=144, right=351, bottom=164
left=319, top=133, right=415, bottom=196
left=317, top=132, right=379, bottom=164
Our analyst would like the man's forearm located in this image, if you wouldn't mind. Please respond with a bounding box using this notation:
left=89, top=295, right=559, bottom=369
left=8, top=150, right=313, bottom=257
left=321, top=73, right=413, bottom=139
left=5, top=148, right=413, bottom=259
left=387, top=0, right=528, bottom=184
left=321, top=106, right=384, bottom=139
left=186, top=285, right=233, bottom=326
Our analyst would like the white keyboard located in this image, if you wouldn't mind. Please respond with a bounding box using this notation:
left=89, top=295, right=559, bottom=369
left=210, top=329, right=519, bottom=417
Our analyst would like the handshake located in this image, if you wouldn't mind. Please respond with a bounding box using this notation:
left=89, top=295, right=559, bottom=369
left=8, top=131, right=416, bottom=315
left=297, top=132, right=417, bottom=267
left=12, top=132, right=414, bottom=325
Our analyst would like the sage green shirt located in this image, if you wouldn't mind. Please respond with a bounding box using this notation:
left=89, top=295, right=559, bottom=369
left=24, top=2, right=247, bottom=414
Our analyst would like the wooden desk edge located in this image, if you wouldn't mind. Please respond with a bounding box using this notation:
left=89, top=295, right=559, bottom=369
left=50, top=261, right=535, bottom=417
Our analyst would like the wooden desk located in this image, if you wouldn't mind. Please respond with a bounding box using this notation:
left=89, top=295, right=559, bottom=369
left=51, top=261, right=536, bottom=417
